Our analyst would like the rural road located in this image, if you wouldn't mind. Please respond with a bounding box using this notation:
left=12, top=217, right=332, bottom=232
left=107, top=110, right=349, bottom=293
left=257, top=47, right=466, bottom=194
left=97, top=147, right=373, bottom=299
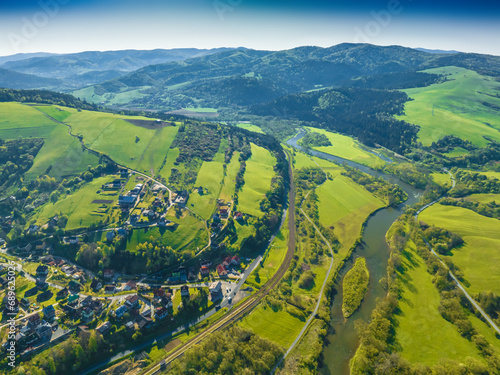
left=416, top=169, right=500, bottom=336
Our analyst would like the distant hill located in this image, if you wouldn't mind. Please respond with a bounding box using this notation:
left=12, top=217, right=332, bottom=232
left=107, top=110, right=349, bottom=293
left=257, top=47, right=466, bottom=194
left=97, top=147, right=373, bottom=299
left=0, top=68, right=62, bottom=90
left=75, top=44, right=444, bottom=109
left=0, top=48, right=233, bottom=89
left=0, top=52, right=57, bottom=65
left=415, top=48, right=461, bottom=54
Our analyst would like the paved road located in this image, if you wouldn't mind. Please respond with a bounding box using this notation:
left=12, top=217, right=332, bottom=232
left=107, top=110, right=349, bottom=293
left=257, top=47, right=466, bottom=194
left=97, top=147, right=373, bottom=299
left=416, top=169, right=500, bottom=336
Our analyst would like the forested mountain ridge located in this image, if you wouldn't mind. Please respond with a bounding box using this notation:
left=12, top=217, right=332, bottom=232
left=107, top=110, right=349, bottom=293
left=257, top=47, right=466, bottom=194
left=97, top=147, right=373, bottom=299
left=0, top=47, right=233, bottom=89
left=73, top=44, right=500, bottom=111
left=252, top=87, right=418, bottom=153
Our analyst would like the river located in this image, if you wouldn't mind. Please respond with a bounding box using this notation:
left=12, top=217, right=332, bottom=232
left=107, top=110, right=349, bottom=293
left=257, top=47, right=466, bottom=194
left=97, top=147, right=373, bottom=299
left=286, top=131, right=422, bottom=375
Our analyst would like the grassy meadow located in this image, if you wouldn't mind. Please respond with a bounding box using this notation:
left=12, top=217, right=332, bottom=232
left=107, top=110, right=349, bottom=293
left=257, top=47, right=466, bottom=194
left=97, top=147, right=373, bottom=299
left=219, top=151, right=240, bottom=202
left=188, top=141, right=227, bottom=220
left=394, top=239, right=483, bottom=365
left=236, top=123, right=265, bottom=134
left=478, top=171, right=500, bottom=180
left=238, top=304, right=304, bottom=348
left=315, top=170, right=384, bottom=250
left=420, top=204, right=500, bottom=295
left=72, top=85, right=150, bottom=106
left=304, top=127, right=386, bottom=168
left=63, top=109, right=179, bottom=174
left=32, top=176, right=120, bottom=230
left=396, top=66, right=500, bottom=147
left=431, top=172, right=453, bottom=187
left=466, top=193, right=500, bottom=204
left=126, top=211, right=208, bottom=252
left=0, top=102, right=99, bottom=179
left=238, top=143, right=277, bottom=217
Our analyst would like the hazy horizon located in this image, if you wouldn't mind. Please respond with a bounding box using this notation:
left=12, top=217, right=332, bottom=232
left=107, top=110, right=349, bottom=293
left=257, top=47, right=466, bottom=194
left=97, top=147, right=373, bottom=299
left=1, top=0, right=499, bottom=57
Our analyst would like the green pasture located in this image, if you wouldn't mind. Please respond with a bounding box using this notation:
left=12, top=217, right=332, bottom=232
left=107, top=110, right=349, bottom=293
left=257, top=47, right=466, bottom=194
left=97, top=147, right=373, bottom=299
left=236, top=123, right=265, bottom=134
left=466, top=193, right=500, bottom=204
left=126, top=211, right=208, bottom=252
left=396, top=66, right=500, bottom=147
left=63, top=109, right=179, bottom=174
left=189, top=140, right=227, bottom=220
left=394, top=240, right=483, bottom=365
left=0, top=102, right=99, bottom=179
left=238, top=143, right=277, bottom=217
left=32, top=176, right=119, bottom=230
left=238, top=304, right=304, bottom=348
left=183, top=107, right=218, bottom=113
left=72, top=86, right=150, bottom=106
left=303, top=127, right=386, bottom=168
left=315, top=171, right=384, bottom=250
left=431, top=172, right=452, bottom=187
left=219, top=151, right=240, bottom=203
left=420, top=204, right=500, bottom=295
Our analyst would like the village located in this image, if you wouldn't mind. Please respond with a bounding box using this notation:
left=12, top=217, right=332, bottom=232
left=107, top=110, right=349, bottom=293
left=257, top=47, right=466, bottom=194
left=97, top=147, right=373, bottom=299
left=1, top=248, right=248, bottom=360
left=0, top=163, right=258, bottom=365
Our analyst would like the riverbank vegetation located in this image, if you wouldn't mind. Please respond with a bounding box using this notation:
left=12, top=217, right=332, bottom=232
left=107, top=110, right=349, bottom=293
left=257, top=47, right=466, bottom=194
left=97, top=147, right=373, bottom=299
left=342, top=257, right=369, bottom=318
left=350, top=215, right=500, bottom=374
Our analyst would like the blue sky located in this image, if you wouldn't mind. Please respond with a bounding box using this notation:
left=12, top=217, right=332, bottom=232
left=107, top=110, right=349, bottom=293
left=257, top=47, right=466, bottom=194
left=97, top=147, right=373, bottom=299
left=1, top=0, right=499, bottom=56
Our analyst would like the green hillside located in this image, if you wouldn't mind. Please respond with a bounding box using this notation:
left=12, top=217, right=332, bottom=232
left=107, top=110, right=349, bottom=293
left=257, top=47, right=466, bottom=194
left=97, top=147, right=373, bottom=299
left=396, top=67, right=500, bottom=147
left=0, top=102, right=99, bottom=179
left=420, top=204, right=500, bottom=294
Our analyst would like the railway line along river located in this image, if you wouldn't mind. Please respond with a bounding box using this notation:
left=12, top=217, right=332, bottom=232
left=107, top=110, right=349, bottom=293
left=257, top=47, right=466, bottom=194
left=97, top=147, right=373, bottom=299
left=287, top=131, right=422, bottom=375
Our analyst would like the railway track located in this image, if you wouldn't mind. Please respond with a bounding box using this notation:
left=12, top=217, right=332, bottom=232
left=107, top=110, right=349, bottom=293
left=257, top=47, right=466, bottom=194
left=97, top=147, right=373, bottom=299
left=141, top=150, right=296, bottom=375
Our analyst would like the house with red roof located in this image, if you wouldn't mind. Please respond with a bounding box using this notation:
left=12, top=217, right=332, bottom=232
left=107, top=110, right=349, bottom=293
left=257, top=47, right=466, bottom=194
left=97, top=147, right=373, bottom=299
left=216, top=264, right=227, bottom=277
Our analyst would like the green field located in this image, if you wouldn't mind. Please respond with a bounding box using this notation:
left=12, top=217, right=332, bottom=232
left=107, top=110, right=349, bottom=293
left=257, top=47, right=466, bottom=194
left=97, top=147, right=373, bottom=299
left=303, top=127, right=386, bottom=168
left=291, top=149, right=339, bottom=171
left=188, top=141, right=227, bottom=220
left=126, top=211, right=208, bottom=252
left=63, top=109, right=179, bottom=174
left=466, top=193, right=500, bottom=204
left=236, top=123, right=265, bottom=134
left=396, top=66, right=500, bottom=147
left=219, top=151, right=240, bottom=202
left=72, top=85, right=150, bottom=106
left=315, top=170, right=384, bottom=250
left=431, top=172, right=453, bottom=187
left=238, top=304, right=304, bottom=348
left=479, top=171, right=500, bottom=180
left=32, top=176, right=120, bottom=230
left=238, top=143, right=277, bottom=217
left=444, top=147, right=469, bottom=157
left=34, top=105, right=74, bottom=122
left=395, top=240, right=483, bottom=365
left=0, top=103, right=100, bottom=179
left=420, top=204, right=500, bottom=295
left=183, top=107, right=218, bottom=113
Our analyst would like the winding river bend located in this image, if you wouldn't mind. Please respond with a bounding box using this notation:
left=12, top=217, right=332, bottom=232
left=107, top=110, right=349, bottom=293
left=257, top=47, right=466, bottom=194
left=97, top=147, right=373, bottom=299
left=287, top=132, right=422, bottom=375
